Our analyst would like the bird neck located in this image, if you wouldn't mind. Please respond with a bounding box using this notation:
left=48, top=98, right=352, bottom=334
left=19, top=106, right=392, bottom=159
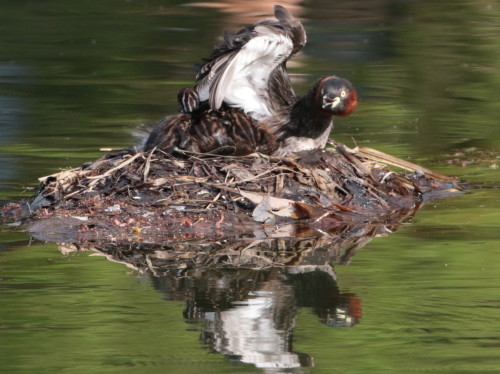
left=284, top=88, right=332, bottom=139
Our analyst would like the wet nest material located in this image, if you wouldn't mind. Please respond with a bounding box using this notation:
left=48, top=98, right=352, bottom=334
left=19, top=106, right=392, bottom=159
left=57, top=223, right=396, bottom=276
left=2, top=141, right=460, bottom=243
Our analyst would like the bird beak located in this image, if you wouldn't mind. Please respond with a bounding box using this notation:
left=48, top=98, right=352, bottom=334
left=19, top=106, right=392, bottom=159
left=322, top=96, right=341, bottom=109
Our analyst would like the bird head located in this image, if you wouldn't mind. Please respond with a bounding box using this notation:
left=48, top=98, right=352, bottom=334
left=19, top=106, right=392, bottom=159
left=316, top=76, right=357, bottom=116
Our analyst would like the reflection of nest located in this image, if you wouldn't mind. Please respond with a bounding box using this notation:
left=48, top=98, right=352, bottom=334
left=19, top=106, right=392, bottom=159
left=3, top=142, right=459, bottom=245
left=60, top=223, right=393, bottom=276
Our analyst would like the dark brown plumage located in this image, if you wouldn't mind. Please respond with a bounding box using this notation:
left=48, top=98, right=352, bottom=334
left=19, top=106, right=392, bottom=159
left=177, top=88, right=199, bottom=114
left=144, top=104, right=277, bottom=156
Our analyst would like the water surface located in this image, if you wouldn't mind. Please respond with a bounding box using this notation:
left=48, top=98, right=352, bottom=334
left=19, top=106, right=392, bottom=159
left=1, top=1, right=499, bottom=373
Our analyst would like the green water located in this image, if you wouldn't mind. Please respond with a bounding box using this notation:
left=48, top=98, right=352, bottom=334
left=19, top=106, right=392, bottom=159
left=1, top=1, right=500, bottom=373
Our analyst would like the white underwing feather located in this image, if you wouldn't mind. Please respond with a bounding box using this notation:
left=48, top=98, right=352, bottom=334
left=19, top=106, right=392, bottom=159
left=197, top=26, right=294, bottom=120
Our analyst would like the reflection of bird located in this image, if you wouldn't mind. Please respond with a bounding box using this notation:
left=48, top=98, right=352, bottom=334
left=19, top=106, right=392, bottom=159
left=143, top=6, right=357, bottom=156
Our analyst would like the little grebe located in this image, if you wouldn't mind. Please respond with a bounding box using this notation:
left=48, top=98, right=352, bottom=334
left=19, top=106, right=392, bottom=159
left=144, top=75, right=356, bottom=156
left=143, top=5, right=357, bottom=156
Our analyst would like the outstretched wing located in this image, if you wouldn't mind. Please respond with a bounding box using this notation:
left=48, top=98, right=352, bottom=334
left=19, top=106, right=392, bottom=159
left=195, top=5, right=306, bottom=121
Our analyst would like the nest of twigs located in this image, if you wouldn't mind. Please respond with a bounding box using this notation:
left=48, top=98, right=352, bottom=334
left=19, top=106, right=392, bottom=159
left=1, top=141, right=460, bottom=246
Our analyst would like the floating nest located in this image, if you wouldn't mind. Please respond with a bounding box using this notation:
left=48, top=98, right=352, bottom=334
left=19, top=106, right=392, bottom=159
left=2, top=140, right=460, bottom=250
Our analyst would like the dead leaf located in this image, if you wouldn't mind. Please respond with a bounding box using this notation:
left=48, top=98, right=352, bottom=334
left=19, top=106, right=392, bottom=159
left=333, top=204, right=356, bottom=213
left=293, top=202, right=329, bottom=220
left=239, top=190, right=294, bottom=211
left=272, top=205, right=300, bottom=219
left=252, top=195, right=276, bottom=223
